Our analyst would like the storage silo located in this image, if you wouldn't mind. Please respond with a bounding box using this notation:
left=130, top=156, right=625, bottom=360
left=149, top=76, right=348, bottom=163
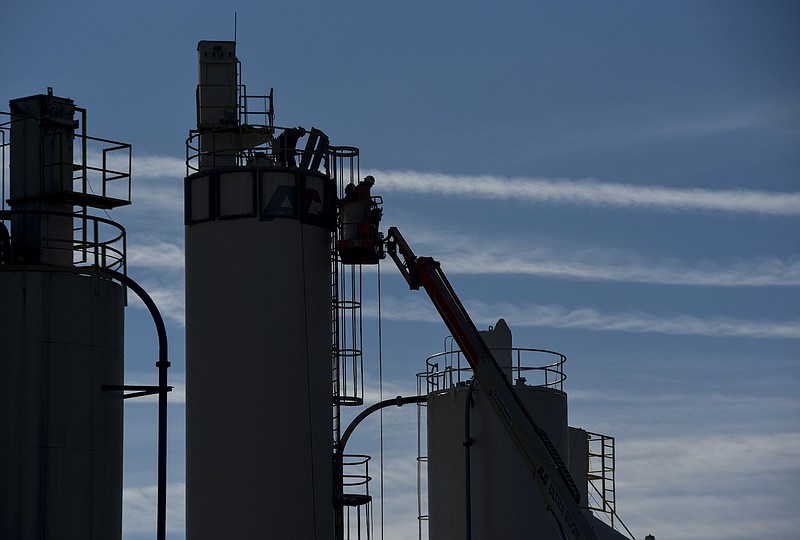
left=424, top=320, right=574, bottom=540
left=184, top=41, right=336, bottom=539
left=0, top=91, right=130, bottom=540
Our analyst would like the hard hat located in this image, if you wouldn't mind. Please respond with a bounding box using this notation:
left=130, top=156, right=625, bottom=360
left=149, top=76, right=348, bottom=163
left=364, top=175, right=375, bottom=185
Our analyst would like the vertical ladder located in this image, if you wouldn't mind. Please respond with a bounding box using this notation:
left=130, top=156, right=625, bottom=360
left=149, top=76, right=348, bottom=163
left=331, top=228, right=342, bottom=447
left=330, top=145, right=373, bottom=540
left=586, top=432, right=636, bottom=538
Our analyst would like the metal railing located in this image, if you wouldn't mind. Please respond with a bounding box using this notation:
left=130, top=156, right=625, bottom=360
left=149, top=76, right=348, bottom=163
left=414, top=346, right=567, bottom=537
left=188, top=80, right=280, bottom=174
left=341, top=454, right=373, bottom=540
left=1, top=110, right=131, bottom=210
left=239, top=86, right=274, bottom=129
left=73, top=107, right=132, bottom=205
left=420, top=347, right=567, bottom=394
left=0, top=209, right=126, bottom=273
left=586, top=431, right=636, bottom=539
left=185, top=124, right=330, bottom=175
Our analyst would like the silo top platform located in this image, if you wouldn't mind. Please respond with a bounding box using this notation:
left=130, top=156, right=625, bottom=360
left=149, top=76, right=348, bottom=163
left=7, top=191, right=130, bottom=210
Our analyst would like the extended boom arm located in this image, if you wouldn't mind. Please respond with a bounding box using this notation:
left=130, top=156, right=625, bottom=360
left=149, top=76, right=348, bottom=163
left=385, top=227, right=598, bottom=540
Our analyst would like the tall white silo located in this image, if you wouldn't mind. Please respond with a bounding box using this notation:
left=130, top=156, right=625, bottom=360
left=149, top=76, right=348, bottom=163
left=0, top=92, right=129, bottom=539
left=184, top=41, right=335, bottom=539
left=425, top=320, right=575, bottom=540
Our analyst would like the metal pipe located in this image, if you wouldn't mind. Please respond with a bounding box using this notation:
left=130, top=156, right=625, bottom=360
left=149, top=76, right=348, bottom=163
left=104, top=269, right=170, bottom=540
left=464, top=378, right=476, bottom=540
left=3, top=261, right=170, bottom=539
left=335, top=395, right=426, bottom=540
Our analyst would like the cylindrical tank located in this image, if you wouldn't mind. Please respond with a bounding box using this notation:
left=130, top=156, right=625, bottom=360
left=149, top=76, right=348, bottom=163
left=2, top=90, right=127, bottom=540
left=185, top=166, right=335, bottom=539
left=424, top=320, right=574, bottom=540
left=427, top=382, right=568, bottom=540
left=0, top=271, right=125, bottom=540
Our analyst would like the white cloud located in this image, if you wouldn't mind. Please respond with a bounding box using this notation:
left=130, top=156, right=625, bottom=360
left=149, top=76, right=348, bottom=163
left=651, top=99, right=800, bottom=139
left=425, top=233, right=800, bottom=287
left=117, top=158, right=799, bottom=338
left=132, top=154, right=186, bottom=179
left=371, top=170, right=800, bottom=216
left=145, top=284, right=185, bottom=327
left=341, top=387, right=800, bottom=540
left=360, top=376, right=419, bottom=405
left=128, top=280, right=186, bottom=327
left=123, top=482, right=185, bottom=537
left=369, top=295, right=800, bottom=339
left=127, top=240, right=185, bottom=271
left=123, top=155, right=800, bottom=216
left=616, top=432, right=800, bottom=539
left=129, top=175, right=184, bottom=214
left=113, top=156, right=184, bottom=216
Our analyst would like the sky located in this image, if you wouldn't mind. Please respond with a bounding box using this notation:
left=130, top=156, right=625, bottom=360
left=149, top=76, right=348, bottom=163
left=2, top=1, right=799, bottom=539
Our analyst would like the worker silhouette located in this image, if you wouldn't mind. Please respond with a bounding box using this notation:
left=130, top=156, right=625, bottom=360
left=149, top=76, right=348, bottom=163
left=273, top=126, right=307, bottom=167
left=354, top=175, right=375, bottom=200
left=343, top=182, right=356, bottom=201
left=343, top=175, right=374, bottom=202
left=341, top=175, right=378, bottom=242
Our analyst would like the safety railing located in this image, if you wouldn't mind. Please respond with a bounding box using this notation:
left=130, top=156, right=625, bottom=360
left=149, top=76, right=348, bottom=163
left=73, top=107, right=132, bottom=206
left=334, top=298, right=365, bottom=406
left=0, top=209, right=126, bottom=273
left=185, top=124, right=330, bottom=175
left=239, top=87, right=274, bottom=129
left=196, top=78, right=273, bottom=126
left=1, top=110, right=131, bottom=209
left=419, top=347, right=566, bottom=395
left=586, top=431, right=636, bottom=539
left=190, top=74, right=337, bottom=175
left=341, top=454, right=373, bottom=540
left=74, top=133, right=132, bottom=205
left=186, top=124, right=267, bottom=173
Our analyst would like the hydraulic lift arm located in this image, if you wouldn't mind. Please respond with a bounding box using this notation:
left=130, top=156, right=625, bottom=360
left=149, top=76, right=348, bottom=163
left=385, top=227, right=598, bottom=540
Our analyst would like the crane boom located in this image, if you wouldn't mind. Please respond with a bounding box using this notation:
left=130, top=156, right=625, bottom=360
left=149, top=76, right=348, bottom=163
left=386, top=226, right=598, bottom=540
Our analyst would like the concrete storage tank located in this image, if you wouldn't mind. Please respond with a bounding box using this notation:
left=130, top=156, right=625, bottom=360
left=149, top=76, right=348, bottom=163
left=0, top=91, right=131, bottom=540
left=424, top=320, right=579, bottom=540
left=184, top=41, right=336, bottom=539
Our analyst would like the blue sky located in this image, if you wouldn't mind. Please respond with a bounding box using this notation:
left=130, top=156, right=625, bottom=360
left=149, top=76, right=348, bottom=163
left=2, top=1, right=799, bottom=539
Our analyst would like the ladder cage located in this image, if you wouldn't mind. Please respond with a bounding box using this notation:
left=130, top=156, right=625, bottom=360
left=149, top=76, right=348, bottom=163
left=341, top=454, right=374, bottom=540
left=330, top=145, right=365, bottom=454
left=330, top=146, right=366, bottom=406
left=415, top=371, right=430, bottom=540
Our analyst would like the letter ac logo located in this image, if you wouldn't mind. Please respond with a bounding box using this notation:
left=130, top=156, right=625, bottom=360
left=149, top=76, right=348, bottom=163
left=306, top=187, right=323, bottom=216
left=263, top=185, right=296, bottom=217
